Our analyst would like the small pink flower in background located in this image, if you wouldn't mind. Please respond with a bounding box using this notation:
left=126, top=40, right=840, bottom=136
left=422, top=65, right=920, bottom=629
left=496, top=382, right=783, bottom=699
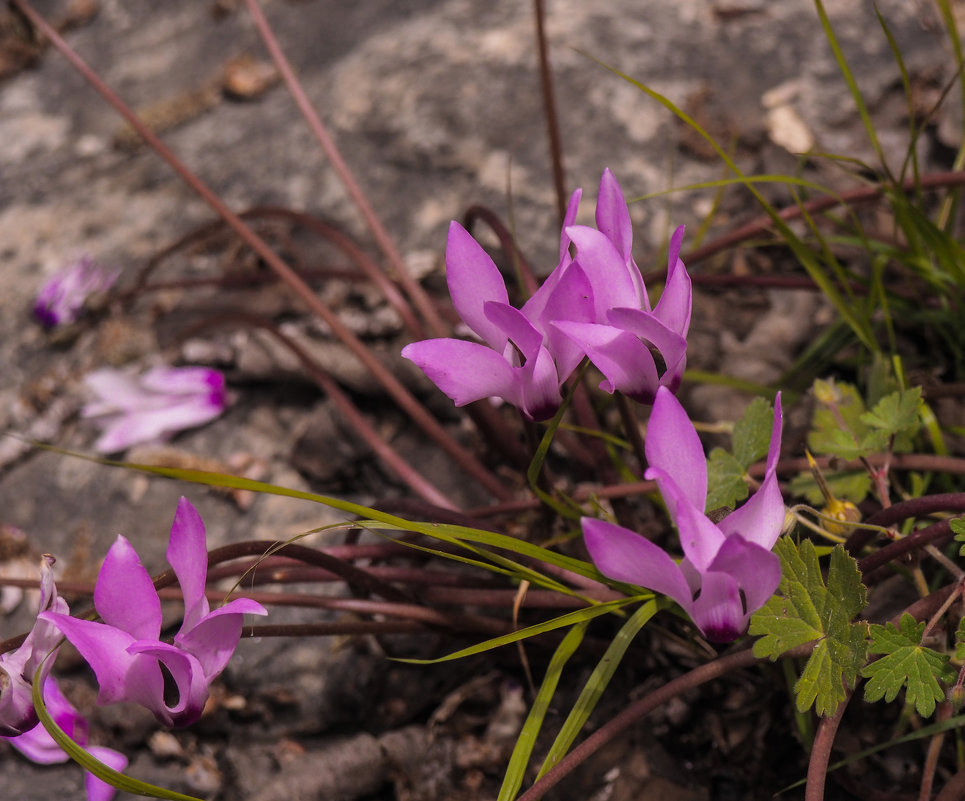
left=42, top=497, right=267, bottom=728
left=81, top=366, right=227, bottom=453
left=6, top=677, right=127, bottom=801
left=583, top=387, right=784, bottom=643
left=33, top=257, right=119, bottom=329
left=0, top=555, right=69, bottom=736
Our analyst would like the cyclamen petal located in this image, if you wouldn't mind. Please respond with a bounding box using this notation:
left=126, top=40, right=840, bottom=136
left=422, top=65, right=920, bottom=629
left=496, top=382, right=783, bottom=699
left=585, top=387, right=784, bottom=643
left=0, top=555, right=69, bottom=736
left=403, top=169, right=690, bottom=419
left=6, top=677, right=127, bottom=801
left=33, top=256, right=119, bottom=329
left=82, top=366, right=227, bottom=453
left=42, top=498, right=266, bottom=728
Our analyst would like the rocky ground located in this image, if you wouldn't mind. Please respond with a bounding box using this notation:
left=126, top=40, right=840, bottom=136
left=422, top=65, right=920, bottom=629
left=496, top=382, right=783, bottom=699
left=0, top=1, right=959, bottom=799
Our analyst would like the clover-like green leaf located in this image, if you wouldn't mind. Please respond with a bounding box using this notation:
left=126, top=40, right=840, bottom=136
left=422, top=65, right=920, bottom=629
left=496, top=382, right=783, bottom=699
left=705, top=448, right=747, bottom=513
left=732, top=396, right=775, bottom=469
left=862, top=613, right=953, bottom=718
left=750, top=539, right=868, bottom=716
left=859, top=387, right=922, bottom=439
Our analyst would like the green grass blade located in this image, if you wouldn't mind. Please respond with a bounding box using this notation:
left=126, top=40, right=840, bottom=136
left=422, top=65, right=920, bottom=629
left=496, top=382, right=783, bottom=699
left=586, top=55, right=877, bottom=351
left=631, top=173, right=841, bottom=203
left=496, top=624, right=587, bottom=801
left=813, top=0, right=889, bottom=176
left=397, top=596, right=646, bottom=664
left=32, top=667, right=203, bottom=801
left=536, top=600, right=659, bottom=779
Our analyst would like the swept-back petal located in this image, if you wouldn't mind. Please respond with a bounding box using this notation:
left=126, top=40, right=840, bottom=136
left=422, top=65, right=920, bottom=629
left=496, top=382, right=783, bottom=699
left=517, top=344, right=563, bottom=422
left=445, top=222, right=510, bottom=349
left=644, top=387, right=707, bottom=513
left=166, top=498, right=210, bottom=633
left=686, top=571, right=745, bottom=643
left=565, top=225, right=638, bottom=314
left=652, top=225, right=691, bottom=336
left=707, top=535, right=781, bottom=615
left=595, top=168, right=632, bottom=262
left=402, top=338, right=521, bottom=408
left=606, top=307, right=688, bottom=373
left=175, top=599, right=267, bottom=680
left=484, top=301, right=542, bottom=360
left=717, top=394, right=784, bottom=549
left=86, top=746, right=128, bottom=801
left=582, top=518, right=693, bottom=607
left=523, top=262, right=595, bottom=380
left=558, top=188, right=582, bottom=261
left=7, top=678, right=79, bottom=764
left=140, top=366, right=224, bottom=398
left=126, top=641, right=208, bottom=728
left=652, top=475, right=726, bottom=572
left=39, top=613, right=164, bottom=714
left=81, top=370, right=149, bottom=418
left=94, top=536, right=161, bottom=639
left=551, top=321, right=659, bottom=401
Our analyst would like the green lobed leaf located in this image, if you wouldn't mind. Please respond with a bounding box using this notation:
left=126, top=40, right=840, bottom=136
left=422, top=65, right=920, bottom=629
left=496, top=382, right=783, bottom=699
left=705, top=448, right=747, bottom=513
left=859, top=387, right=923, bottom=439
left=952, top=517, right=965, bottom=557
left=749, top=539, right=868, bottom=716
left=808, top=381, right=872, bottom=459
left=732, top=396, right=775, bottom=469
left=861, top=613, right=954, bottom=718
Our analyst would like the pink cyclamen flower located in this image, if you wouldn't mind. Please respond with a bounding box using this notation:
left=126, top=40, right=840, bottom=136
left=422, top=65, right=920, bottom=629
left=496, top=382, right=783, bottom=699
left=401, top=216, right=594, bottom=421
left=42, top=498, right=267, bottom=728
left=7, top=677, right=127, bottom=801
left=552, top=169, right=692, bottom=404
left=0, top=555, right=69, bottom=736
left=583, top=386, right=784, bottom=642
left=33, top=256, right=119, bottom=328
left=81, top=366, right=227, bottom=453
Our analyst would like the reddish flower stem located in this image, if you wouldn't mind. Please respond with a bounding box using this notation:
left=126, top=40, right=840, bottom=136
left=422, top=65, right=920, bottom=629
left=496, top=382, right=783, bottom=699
left=9, top=0, right=513, bottom=503
left=532, top=0, right=567, bottom=224
left=805, top=691, right=852, bottom=801
left=188, top=310, right=458, bottom=509
left=241, top=0, right=448, bottom=339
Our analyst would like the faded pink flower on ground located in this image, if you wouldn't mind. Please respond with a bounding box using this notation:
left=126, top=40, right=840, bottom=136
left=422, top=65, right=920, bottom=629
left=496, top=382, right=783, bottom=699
left=33, top=257, right=118, bottom=329
left=82, top=366, right=227, bottom=453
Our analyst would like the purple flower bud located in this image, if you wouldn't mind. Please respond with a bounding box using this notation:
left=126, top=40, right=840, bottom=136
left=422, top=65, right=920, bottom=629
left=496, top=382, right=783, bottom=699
left=33, top=257, right=119, bottom=329
left=81, top=366, right=228, bottom=453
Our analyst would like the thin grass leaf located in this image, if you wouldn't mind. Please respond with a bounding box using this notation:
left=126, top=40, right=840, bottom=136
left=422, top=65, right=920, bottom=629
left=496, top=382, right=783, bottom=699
left=875, top=7, right=921, bottom=187
left=586, top=55, right=877, bottom=350
left=397, top=596, right=646, bottom=664
left=813, top=0, right=890, bottom=177
left=527, top=374, right=585, bottom=519
left=496, top=624, right=587, bottom=801
left=536, top=600, right=659, bottom=779
left=934, top=0, right=965, bottom=228
left=32, top=664, right=203, bottom=801
left=24, top=443, right=611, bottom=588
left=631, top=173, right=841, bottom=203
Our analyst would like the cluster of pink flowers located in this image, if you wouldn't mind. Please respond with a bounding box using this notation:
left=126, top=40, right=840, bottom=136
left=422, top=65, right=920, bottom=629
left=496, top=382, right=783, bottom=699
left=405, top=169, right=785, bottom=643
left=0, top=499, right=266, bottom=799
left=402, top=169, right=692, bottom=420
